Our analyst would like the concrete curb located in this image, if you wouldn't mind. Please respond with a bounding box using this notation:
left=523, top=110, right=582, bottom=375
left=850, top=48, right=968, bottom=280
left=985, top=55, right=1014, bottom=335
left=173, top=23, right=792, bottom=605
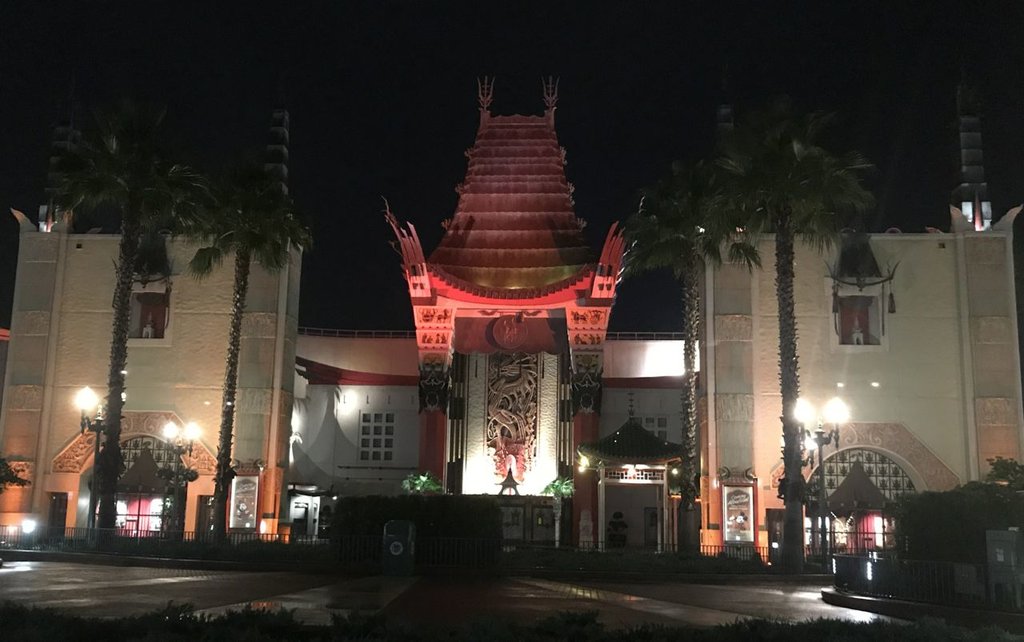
left=821, top=588, right=1024, bottom=633
left=516, top=568, right=833, bottom=585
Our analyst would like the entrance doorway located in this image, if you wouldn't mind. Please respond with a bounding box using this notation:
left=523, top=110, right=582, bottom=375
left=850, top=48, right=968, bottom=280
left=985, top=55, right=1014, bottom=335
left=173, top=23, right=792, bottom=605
left=47, top=492, right=68, bottom=537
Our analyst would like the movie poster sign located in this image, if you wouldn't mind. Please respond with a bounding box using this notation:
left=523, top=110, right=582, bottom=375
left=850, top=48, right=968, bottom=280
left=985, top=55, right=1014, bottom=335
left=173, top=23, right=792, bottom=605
left=722, top=484, right=754, bottom=543
left=229, top=475, right=259, bottom=530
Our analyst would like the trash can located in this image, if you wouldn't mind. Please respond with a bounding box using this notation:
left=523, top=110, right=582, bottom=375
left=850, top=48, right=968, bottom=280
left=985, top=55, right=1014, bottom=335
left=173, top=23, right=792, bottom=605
left=382, top=520, right=415, bottom=576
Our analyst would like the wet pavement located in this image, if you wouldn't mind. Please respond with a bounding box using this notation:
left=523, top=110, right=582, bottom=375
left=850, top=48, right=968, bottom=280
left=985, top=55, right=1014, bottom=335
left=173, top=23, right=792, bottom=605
left=0, top=561, right=895, bottom=629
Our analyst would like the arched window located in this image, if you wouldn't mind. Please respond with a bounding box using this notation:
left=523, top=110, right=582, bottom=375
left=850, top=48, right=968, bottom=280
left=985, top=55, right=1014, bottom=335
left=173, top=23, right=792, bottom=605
left=817, top=448, right=916, bottom=500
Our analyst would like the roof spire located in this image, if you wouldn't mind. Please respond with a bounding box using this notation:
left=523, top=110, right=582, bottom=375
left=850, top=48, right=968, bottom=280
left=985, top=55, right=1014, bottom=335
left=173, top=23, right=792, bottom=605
left=627, top=392, right=636, bottom=418
left=542, top=76, right=559, bottom=124
left=477, top=76, right=494, bottom=131
left=952, top=66, right=991, bottom=231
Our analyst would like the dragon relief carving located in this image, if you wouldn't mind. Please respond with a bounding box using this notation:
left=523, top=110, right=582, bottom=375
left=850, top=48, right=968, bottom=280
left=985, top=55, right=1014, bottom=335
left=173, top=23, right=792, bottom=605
left=486, top=353, right=538, bottom=483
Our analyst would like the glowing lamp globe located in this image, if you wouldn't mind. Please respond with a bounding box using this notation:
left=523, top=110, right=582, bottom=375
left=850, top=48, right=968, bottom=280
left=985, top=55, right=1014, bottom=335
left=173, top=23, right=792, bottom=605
left=793, top=398, right=815, bottom=426
left=75, top=387, right=99, bottom=413
left=183, top=421, right=201, bottom=441
left=823, top=397, right=850, bottom=424
left=162, top=421, right=180, bottom=440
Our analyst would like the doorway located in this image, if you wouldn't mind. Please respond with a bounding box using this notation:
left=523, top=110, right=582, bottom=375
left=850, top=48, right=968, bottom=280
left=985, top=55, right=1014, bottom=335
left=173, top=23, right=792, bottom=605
left=47, top=492, right=68, bottom=538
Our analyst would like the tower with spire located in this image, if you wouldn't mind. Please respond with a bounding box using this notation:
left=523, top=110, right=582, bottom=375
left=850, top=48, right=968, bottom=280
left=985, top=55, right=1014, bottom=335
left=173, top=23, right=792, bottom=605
left=952, top=80, right=992, bottom=231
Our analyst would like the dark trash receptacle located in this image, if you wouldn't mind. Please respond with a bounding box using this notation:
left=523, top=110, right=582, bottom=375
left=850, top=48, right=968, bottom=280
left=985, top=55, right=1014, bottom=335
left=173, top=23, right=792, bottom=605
left=382, top=520, right=415, bottom=576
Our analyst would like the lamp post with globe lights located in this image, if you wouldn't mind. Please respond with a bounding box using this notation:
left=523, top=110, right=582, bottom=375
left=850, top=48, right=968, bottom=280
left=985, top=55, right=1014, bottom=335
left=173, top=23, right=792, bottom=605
left=160, top=421, right=201, bottom=535
left=794, top=396, right=849, bottom=562
left=75, top=386, right=105, bottom=531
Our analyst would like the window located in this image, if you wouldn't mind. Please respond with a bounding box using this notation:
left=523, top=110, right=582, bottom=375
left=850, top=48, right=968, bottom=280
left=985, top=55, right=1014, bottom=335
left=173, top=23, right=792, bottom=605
left=128, top=285, right=170, bottom=340
left=359, top=412, right=395, bottom=462
left=837, top=295, right=881, bottom=346
left=640, top=416, right=669, bottom=442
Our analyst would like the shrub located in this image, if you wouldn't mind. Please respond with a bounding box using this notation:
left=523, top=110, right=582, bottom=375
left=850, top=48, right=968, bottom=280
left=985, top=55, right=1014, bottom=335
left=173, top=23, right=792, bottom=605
left=895, top=482, right=1024, bottom=563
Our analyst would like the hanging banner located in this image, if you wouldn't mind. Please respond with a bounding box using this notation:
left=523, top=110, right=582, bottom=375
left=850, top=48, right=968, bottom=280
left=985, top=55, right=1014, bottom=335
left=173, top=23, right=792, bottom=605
left=229, top=475, right=259, bottom=530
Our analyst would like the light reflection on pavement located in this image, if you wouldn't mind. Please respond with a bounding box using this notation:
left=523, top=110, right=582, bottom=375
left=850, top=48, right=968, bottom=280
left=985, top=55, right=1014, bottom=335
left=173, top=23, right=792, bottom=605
left=0, top=561, right=897, bottom=628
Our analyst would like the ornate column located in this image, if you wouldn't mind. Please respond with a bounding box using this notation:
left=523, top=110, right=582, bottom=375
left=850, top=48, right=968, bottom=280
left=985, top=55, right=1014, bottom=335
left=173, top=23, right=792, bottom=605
left=414, top=306, right=455, bottom=481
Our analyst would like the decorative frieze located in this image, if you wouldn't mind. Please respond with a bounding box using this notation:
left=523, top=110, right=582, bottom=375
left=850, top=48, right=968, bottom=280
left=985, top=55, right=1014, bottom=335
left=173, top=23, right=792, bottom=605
left=714, top=394, right=754, bottom=422
left=714, top=315, right=753, bottom=342
left=6, top=385, right=43, bottom=411
left=972, top=317, right=1012, bottom=344
left=13, top=311, right=50, bottom=336
left=241, top=313, right=277, bottom=338
left=837, top=422, right=960, bottom=491
left=975, top=397, right=1016, bottom=426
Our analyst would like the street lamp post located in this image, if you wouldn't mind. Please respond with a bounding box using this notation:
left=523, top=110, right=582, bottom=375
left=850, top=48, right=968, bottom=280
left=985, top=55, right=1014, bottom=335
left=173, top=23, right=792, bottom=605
left=160, top=421, right=201, bottom=535
left=795, top=396, right=849, bottom=562
left=75, top=387, right=104, bottom=531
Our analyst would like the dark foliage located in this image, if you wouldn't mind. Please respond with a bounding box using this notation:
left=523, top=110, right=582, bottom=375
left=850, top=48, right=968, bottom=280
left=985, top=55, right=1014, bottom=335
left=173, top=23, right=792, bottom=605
left=895, top=482, right=1024, bottom=563
left=331, top=494, right=502, bottom=540
left=0, top=603, right=1015, bottom=641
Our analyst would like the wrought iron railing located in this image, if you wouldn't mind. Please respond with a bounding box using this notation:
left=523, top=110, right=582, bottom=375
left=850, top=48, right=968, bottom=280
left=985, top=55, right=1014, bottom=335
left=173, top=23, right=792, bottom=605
left=833, top=555, right=990, bottom=609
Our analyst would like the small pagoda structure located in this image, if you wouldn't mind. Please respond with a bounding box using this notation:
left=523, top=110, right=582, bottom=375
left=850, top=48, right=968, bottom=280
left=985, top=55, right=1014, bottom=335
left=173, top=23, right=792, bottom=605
left=578, top=412, right=683, bottom=550
left=387, top=78, right=626, bottom=542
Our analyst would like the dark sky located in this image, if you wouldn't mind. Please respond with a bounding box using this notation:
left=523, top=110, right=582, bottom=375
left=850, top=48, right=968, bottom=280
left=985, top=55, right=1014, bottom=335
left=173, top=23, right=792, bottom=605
left=2, top=1, right=1023, bottom=332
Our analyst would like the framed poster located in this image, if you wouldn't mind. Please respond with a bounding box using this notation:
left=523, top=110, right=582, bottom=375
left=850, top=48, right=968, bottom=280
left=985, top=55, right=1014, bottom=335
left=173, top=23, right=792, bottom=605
left=229, top=475, right=259, bottom=530
left=722, top=484, right=755, bottom=543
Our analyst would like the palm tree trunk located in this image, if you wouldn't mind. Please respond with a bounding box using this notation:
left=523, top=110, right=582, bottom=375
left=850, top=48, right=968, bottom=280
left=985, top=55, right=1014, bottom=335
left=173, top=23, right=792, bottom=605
left=96, top=213, right=142, bottom=530
left=679, top=257, right=701, bottom=554
left=775, top=210, right=805, bottom=573
left=213, top=248, right=252, bottom=540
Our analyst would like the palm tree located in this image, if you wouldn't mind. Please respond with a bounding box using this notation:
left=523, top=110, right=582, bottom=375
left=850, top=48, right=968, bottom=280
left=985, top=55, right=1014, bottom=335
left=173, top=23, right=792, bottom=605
left=0, top=457, right=29, bottom=495
left=716, top=99, right=873, bottom=573
left=55, top=102, right=206, bottom=530
left=402, top=471, right=444, bottom=495
left=185, top=165, right=311, bottom=540
left=625, top=161, right=757, bottom=554
left=541, top=477, right=574, bottom=548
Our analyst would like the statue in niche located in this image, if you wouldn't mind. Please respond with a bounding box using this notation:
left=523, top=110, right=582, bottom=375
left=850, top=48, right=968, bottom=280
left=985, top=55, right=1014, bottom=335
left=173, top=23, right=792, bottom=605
left=141, top=316, right=156, bottom=339
left=851, top=317, right=864, bottom=345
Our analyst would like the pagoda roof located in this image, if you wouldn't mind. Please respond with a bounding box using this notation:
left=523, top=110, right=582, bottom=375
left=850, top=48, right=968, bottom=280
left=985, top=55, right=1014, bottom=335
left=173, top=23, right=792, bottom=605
left=428, top=114, right=594, bottom=292
left=579, top=416, right=683, bottom=465
left=826, top=461, right=889, bottom=514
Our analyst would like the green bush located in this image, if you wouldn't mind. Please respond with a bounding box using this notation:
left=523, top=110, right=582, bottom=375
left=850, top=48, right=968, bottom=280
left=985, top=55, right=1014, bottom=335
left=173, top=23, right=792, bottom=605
left=895, top=482, right=1024, bottom=563
left=331, top=494, right=502, bottom=539
left=0, top=603, right=1015, bottom=641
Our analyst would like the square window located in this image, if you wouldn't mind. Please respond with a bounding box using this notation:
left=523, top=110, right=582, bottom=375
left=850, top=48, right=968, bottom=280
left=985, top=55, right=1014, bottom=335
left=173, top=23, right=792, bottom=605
left=384, top=452, right=393, bottom=461
left=361, top=439, right=369, bottom=447
left=373, top=426, right=382, bottom=435
left=361, top=425, right=370, bottom=435
left=360, top=451, right=369, bottom=460
left=657, top=417, right=667, bottom=428
left=373, top=438, right=381, bottom=447
left=385, top=439, right=393, bottom=448
left=361, top=413, right=371, bottom=423
left=385, top=413, right=394, bottom=422
left=372, top=452, right=381, bottom=461
left=374, top=413, right=383, bottom=422
left=385, top=426, right=394, bottom=435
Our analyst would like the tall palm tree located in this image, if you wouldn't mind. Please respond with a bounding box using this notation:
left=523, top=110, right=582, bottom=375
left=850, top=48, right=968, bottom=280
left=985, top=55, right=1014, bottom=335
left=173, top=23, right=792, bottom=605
left=625, top=161, right=757, bottom=554
left=185, top=165, right=311, bottom=540
left=55, top=102, right=206, bottom=530
left=716, top=99, right=873, bottom=573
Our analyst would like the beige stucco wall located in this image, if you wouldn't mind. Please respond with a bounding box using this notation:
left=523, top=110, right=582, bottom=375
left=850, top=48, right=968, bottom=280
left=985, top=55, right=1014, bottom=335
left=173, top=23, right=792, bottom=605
left=705, top=231, right=1023, bottom=545
left=0, top=222, right=300, bottom=530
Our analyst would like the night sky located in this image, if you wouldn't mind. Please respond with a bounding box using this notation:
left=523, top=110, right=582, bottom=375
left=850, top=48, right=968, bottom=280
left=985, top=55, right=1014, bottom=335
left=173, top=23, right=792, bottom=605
left=2, top=2, right=1023, bottom=332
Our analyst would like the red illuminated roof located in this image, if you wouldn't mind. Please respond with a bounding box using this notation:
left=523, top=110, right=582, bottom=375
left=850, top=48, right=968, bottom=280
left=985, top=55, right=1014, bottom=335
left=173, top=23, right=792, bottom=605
left=428, top=114, right=594, bottom=291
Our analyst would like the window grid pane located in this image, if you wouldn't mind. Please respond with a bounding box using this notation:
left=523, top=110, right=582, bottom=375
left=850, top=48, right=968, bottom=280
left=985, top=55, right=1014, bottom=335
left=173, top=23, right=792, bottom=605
left=358, top=410, right=397, bottom=463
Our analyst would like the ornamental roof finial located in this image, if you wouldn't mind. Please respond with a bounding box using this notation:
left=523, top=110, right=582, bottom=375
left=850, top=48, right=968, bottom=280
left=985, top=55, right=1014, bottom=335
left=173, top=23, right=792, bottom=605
left=477, top=76, right=494, bottom=112
left=542, top=76, right=559, bottom=124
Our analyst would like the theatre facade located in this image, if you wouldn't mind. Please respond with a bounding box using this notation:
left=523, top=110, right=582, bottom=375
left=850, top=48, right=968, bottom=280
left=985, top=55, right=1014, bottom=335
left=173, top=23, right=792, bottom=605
left=2, top=90, right=1022, bottom=550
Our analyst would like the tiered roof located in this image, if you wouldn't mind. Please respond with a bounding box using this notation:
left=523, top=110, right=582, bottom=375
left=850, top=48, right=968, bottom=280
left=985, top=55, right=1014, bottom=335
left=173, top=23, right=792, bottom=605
left=428, top=114, right=594, bottom=293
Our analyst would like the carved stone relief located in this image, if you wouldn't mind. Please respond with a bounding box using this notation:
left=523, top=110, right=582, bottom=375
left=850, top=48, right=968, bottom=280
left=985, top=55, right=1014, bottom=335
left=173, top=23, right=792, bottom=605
left=487, top=353, right=538, bottom=482
left=975, top=398, right=1016, bottom=426
left=836, top=422, right=959, bottom=491
left=51, top=411, right=217, bottom=475
left=14, top=311, right=50, bottom=336
left=714, top=394, right=754, bottom=422
left=7, top=385, right=43, bottom=411
left=714, top=315, right=753, bottom=342
left=241, top=313, right=277, bottom=338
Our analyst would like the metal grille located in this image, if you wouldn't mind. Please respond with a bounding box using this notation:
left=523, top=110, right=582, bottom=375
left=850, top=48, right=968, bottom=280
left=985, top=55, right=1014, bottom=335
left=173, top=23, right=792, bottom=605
left=820, top=448, right=916, bottom=500
left=121, top=435, right=178, bottom=469
left=604, top=468, right=665, bottom=482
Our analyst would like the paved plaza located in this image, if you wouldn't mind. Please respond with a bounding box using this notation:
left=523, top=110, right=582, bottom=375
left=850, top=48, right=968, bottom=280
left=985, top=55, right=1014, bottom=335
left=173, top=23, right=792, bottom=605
left=0, top=560, right=895, bottom=628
